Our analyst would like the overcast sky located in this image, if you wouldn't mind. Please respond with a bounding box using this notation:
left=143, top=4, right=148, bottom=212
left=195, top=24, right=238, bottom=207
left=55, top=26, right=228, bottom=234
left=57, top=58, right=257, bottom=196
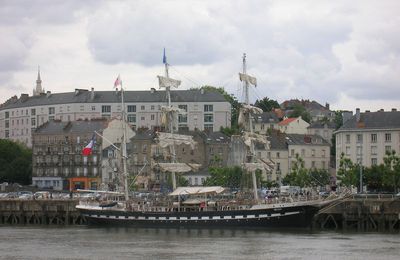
left=0, top=0, right=399, bottom=112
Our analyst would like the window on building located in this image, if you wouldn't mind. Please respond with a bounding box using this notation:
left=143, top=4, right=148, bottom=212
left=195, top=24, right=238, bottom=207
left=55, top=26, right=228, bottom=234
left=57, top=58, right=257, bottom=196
left=371, top=134, right=377, bottom=143
left=31, top=108, right=35, bottom=116
left=49, top=107, right=55, bottom=115
left=385, top=133, right=391, bottom=142
left=5, top=120, right=9, bottom=128
left=204, top=124, right=213, bottom=132
left=371, top=158, right=378, bottom=166
left=311, top=149, right=315, bottom=157
left=346, top=134, right=350, bottom=143
left=291, top=149, right=294, bottom=157
left=102, top=105, right=111, bottom=113
left=142, top=144, right=147, bottom=153
left=141, top=105, right=145, bottom=110
left=141, top=116, right=145, bottom=121
left=204, top=114, right=213, bottom=122
left=276, top=163, right=281, bottom=171
left=385, top=146, right=392, bottom=153
left=312, top=161, right=316, bottom=168
left=277, top=152, right=280, bottom=158
left=151, top=114, right=155, bottom=121
left=371, top=146, right=377, bottom=155
left=5, top=130, right=9, bottom=138
left=127, top=114, right=136, bottom=123
left=151, top=105, right=155, bottom=110
left=31, top=118, right=36, bottom=126
left=204, top=105, right=213, bottom=112
left=357, top=134, right=363, bottom=143
left=127, top=105, right=136, bottom=112
left=322, top=161, right=326, bottom=169
left=356, top=146, right=362, bottom=155
left=301, top=149, right=305, bottom=157
left=5, top=111, right=9, bottom=118
left=91, top=106, right=96, bottom=111
left=346, top=146, right=350, bottom=156
left=322, top=149, right=326, bottom=157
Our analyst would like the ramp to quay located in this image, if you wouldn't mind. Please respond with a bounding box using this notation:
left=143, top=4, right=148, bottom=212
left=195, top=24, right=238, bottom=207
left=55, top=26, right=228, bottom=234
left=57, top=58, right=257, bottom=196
left=0, top=199, right=86, bottom=225
left=313, top=194, right=400, bottom=232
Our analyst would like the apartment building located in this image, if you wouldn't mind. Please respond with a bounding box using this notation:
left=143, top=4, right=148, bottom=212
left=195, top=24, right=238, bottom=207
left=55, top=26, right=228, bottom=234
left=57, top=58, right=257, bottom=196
left=31, top=120, right=107, bottom=190
left=278, top=116, right=310, bottom=134
left=335, top=108, right=400, bottom=167
left=0, top=75, right=231, bottom=147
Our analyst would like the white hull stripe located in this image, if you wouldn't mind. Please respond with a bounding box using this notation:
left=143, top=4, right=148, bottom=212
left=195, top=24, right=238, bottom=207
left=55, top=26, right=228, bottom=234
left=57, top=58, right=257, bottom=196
left=84, top=211, right=301, bottom=221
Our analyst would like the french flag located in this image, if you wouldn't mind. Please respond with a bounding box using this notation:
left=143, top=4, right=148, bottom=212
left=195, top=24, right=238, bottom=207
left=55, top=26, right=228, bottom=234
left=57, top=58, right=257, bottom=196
left=82, top=134, right=96, bottom=156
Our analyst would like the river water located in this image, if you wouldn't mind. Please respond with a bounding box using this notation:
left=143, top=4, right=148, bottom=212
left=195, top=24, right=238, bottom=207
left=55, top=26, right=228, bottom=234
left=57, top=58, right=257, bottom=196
left=0, top=226, right=399, bottom=260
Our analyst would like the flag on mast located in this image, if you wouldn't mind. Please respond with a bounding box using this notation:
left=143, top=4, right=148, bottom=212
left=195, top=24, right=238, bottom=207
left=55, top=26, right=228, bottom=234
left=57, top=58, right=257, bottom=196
left=82, top=134, right=96, bottom=156
left=114, top=74, right=122, bottom=88
left=163, top=48, right=167, bottom=64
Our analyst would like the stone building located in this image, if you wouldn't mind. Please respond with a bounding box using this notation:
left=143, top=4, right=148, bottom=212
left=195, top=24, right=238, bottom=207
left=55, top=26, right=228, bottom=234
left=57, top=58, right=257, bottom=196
left=32, top=120, right=107, bottom=191
left=0, top=74, right=231, bottom=147
left=335, top=108, right=400, bottom=168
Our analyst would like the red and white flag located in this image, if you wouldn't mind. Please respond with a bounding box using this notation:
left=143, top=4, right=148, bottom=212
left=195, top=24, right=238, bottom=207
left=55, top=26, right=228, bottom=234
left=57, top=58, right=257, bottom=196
left=114, top=75, right=122, bottom=88
left=82, top=134, right=96, bottom=156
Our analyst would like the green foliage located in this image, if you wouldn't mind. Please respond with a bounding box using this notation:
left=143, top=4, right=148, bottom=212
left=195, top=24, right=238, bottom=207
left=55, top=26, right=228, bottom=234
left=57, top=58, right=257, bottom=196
left=382, top=150, right=400, bottom=192
left=334, top=110, right=344, bottom=130
left=283, top=154, right=330, bottom=188
left=336, top=153, right=359, bottom=187
left=254, top=97, right=280, bottom=112
left=288, top=104, right=311, bottom=123
left=0, top=139, right=32, bottom=185
left=220, top=126, right=240, bottom=137
left=204, top=166, right=243, bottom=189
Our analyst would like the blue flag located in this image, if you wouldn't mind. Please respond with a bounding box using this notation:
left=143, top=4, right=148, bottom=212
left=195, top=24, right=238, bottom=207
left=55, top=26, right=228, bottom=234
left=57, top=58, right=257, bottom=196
left=163, top=48, right=167, bottom=64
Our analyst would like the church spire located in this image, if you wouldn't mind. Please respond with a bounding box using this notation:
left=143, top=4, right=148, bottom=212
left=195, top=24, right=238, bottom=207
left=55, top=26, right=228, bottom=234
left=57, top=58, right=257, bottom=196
left=33, top=66, right=44, bottom=96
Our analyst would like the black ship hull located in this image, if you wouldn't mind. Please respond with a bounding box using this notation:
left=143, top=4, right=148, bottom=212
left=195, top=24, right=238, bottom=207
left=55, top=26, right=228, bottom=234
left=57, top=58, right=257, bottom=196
left=77, top=204, right=320, bottom=228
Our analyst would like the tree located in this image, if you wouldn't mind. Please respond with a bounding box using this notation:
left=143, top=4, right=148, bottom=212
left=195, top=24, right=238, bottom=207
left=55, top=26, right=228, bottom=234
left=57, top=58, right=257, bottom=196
left=382, top=150, right=400, bottom=192
left=333, top=110, right=344, bottom=130
left=0, top=139, right=32, bottom=185
left=283, top=154, right=309, bottom=187
left=204, top=166, right=243, bottom=189
left=363, top=164, right=385, bottom=192
left=288, top=104, right=311, bottom=123
left=308, top=169, right=331, bottom=187
left=254, top=97, right=280, bottom=112
left=336, top=153, right=358, bottom=187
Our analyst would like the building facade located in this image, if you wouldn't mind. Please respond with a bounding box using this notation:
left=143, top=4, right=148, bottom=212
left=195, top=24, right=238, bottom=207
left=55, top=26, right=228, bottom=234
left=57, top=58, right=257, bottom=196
left=0, top=86, right=231, bottom=147
left=31, top=120, right=107, bottom=191
left=278, top=117, right=310, bottom=134
left=335, top=108, right=400, bottom=168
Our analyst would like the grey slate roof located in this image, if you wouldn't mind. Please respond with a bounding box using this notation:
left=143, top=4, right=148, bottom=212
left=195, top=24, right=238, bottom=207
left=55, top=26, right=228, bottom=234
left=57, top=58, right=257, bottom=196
left=34, top=120, right=107, bottom=135
left=285, top=134, right=329, bottom=146
left=267, top=131, right=288, bottom=150
left=255, top=112, right=279, bottom=123
left=0, top=89, right=227, bottom=110
left=308, top=121, right=336, bottom=129
left=337, top=111, right=400, bottom=131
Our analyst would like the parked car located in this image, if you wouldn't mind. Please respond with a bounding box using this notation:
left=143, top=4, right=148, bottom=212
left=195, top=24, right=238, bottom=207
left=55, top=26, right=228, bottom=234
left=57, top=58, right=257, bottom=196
left=34, top=191, right=50, bottom=199
left=18, top=191, right=33, bottom=199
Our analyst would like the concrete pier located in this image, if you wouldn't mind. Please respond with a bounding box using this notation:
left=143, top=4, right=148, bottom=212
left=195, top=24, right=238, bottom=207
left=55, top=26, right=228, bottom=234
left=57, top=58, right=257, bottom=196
left=313, top=194, right=400, bottom=232
left=0, top=199, right=86, bottom=225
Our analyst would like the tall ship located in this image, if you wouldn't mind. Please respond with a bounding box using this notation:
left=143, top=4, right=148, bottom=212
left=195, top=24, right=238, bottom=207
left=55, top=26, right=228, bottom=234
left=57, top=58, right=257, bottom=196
left=76, top=53, right=336, bottom=228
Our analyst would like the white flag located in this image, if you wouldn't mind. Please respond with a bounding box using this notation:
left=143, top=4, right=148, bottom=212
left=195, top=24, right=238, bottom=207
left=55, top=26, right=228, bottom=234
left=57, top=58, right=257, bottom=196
left=157, top=75, right=181, bottom=88
left=239, top=73, right=257, bottom=86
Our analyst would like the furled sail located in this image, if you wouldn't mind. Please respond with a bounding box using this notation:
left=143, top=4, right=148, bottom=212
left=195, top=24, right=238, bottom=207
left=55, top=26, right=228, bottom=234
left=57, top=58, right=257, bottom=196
left=239, top=73, right=257, bottom=86
left=157, top=162, right=201, bottom=173
left=156, top=132, right=197, bottom=150
left=157, top=75, right=181, bottom=89
left=238, top=104, right=263, bottom=127
left=242, top=159, right=273, bottom=172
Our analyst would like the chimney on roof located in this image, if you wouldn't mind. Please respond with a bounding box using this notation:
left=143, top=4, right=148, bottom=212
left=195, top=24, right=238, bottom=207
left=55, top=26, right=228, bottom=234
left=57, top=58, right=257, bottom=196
left=151, top=88, right=156, bottom=93
left=90, top=87, right=95, bottom=100
left=392, top=108, right=397, bottom=112
left=20, top=93, right=29, bottom=102
left=46, top=91, right=51, bottom=98
left=355, top=108, right=360, bottom=122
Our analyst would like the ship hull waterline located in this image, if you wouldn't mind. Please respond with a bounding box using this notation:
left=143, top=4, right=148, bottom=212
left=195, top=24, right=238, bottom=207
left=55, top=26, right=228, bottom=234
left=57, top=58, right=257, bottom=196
left=77, top=204, right=319, bottom=228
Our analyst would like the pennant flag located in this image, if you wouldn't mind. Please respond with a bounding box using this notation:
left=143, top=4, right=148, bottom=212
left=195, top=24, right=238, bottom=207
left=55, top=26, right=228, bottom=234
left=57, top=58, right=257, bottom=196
left=82, top=134, right=96, bottom=156
left=163, top=48, right=167, bottom=64
left=114, top=75, right=122, bottom=88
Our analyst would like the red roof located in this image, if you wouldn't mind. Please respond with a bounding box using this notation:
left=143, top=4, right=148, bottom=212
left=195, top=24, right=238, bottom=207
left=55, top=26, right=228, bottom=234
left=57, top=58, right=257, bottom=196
left=278, top=117, right=297, bottom=126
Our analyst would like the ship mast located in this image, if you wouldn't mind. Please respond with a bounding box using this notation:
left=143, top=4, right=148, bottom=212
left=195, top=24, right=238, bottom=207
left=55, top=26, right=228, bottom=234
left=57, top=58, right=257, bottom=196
left=120, top=81, right=129, bottom=201
left=164, top=57, right=178, bottom=190
left=241, top=53, right=259, bottom=202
